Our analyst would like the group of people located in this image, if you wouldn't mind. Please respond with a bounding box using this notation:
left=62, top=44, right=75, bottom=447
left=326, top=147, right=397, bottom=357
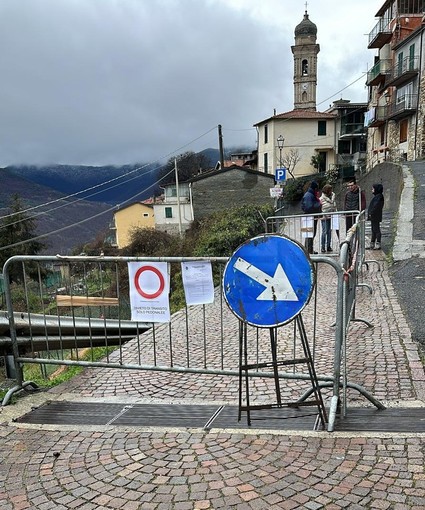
left=301, top=177, right=384, bottom=254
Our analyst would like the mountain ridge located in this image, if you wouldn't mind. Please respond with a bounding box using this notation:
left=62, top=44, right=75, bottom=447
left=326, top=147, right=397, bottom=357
left=1, top=147, right=250, bottom=253
left=0, top=168, right=113, bottom=254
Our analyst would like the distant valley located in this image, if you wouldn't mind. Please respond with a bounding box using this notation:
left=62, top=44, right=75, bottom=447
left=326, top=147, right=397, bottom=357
left=0, top=167, right=114, bottom=254
left=5, top=162, right=161, bottom=205
left=0, top=148, right=240, bottom=254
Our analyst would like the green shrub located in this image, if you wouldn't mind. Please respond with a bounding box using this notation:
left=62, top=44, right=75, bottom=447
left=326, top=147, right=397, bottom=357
left=283, top=174, right=327, bottom=202
left=10, top=285, right=43, bottom=313
left=192, top=204, right=274, bottom=257
left=123, top=227, right=181, bottom=257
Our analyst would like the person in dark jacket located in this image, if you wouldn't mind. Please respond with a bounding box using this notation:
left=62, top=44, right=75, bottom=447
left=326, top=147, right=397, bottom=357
left=301, top=180, right=322, bottom=254
left=344, top=177, right=366, bottom=232
left=367, top=183, right=384, bottom=250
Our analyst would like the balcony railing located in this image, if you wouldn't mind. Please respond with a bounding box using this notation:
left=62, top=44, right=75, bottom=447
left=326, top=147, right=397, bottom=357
left=385, top=56, right=419, bottom=87
left=366, top=59, right=391, bottom=86
left=387, top=94, right=418, bottom=120
left=366, top=94, right=418, bottom=126
left=368, top=17, right=391, bottom=49
left=365, top=105, right=388, bottom=127
left=339, top=123, right=367, bottom=137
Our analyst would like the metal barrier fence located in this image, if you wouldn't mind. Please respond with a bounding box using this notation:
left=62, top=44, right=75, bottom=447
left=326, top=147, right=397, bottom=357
left=265, top=210, right=384, bottom=428
left=265, top=210, right=360, bottom=255
left=2, top=221, right=384, bottom=431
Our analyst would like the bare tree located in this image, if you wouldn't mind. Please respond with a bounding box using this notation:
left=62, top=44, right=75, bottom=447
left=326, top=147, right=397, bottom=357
left=281, top=149, right=301, bottom=179
left=157, top=151, right=209, bottom=186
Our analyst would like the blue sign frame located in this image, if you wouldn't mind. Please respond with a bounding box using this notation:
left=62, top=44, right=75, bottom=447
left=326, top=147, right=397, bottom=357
left=223, top=234, right=315, bottom=327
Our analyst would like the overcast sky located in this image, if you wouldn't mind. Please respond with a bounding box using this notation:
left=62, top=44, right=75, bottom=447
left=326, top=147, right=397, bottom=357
left=0, top=0, right=384, bottom=167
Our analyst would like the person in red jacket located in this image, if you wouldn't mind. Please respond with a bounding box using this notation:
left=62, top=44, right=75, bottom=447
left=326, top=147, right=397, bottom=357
left=344, top=177, right=366, bottom=232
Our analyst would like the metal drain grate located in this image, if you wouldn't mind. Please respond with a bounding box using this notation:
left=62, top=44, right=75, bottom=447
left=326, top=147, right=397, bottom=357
left=15, top=402, right=425, bottom=432
left=16, top=401, right=320, bottom=430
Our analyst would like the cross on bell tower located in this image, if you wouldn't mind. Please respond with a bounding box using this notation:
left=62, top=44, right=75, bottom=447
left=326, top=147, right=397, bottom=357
left=291, top=9, right=320, bottom=110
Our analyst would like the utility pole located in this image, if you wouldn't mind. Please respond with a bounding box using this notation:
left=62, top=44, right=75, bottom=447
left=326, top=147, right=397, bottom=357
left=174, top=158, right=183, bottom=236
left=218, top=124, right=225, bottom=170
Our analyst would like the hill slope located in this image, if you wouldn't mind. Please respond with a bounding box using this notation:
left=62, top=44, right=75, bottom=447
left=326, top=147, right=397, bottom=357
left=5, top=163, right=161, bottom=205
left=0, top=168, right=113, bottom=254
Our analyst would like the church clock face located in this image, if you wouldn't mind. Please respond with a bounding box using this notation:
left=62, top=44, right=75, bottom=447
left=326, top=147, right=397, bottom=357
left=302, top=83, right=308, bottom=91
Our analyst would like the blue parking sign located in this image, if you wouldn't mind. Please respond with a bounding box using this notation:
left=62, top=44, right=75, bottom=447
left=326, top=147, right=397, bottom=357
left=275, top=167, right=287, bottom=181
left=223, top=234, right=314, bottom=327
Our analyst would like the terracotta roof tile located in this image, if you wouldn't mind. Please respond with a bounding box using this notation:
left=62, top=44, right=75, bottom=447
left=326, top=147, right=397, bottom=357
left=254, top=108, right=336, bottom=125
left=274, top=109, right=336, bottom=119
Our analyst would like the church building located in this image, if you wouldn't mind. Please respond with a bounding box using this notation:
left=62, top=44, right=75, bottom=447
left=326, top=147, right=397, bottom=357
left=254, top=10, right=337, bottom=178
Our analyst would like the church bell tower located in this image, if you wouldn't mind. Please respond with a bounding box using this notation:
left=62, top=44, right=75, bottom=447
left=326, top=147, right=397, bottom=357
left=291, top=9, right=320, bottom=110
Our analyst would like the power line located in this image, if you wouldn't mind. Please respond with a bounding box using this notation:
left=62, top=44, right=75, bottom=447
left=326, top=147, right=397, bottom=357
left=0, top=125, right=218, bottom=222
left=0, top=127, right=218, bottom=250
left=317, top=73, right=367, bottom=107
left=0, top=70, right=370, bottom=249
left=0, top=167, right=177, bottom=252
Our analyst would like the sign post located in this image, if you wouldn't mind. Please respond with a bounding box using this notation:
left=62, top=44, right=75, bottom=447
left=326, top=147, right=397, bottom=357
left=223, top=234, right=327, bottom=428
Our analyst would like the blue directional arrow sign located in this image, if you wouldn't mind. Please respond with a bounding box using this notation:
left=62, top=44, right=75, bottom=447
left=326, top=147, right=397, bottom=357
left=223, top=234, right=315, bottom=327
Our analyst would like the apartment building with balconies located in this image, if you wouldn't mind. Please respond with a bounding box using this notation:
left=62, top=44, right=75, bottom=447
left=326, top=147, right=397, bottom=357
left=365, top=0, right=425, bottom=167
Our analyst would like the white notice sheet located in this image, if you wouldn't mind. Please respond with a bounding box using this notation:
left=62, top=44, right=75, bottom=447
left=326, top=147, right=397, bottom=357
left=301, top=216, right=314, bottom=238
left=181, top=261, right=214, bottom=305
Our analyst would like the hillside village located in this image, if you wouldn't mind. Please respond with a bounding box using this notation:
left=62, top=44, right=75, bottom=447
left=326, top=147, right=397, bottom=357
left=110, top=2, right=425, bottom=248
left=1, top=2, right=424, bottom=253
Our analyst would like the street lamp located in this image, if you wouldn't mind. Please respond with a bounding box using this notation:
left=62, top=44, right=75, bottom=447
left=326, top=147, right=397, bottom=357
left=275, top=135, right=285, bottom=217
left=277, top=135, right=285, bottom=168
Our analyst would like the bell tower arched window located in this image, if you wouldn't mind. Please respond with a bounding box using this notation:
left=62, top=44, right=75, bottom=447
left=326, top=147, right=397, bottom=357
left=302, top=59, right=308, bottom=75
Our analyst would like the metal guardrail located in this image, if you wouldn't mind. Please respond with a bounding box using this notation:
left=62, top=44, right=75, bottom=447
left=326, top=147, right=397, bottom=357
left=0, top=311, right=144, bottom=354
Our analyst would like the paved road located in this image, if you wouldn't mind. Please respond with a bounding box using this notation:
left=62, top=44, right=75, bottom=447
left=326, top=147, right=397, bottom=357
left=1, top=165, right=425, bottom=509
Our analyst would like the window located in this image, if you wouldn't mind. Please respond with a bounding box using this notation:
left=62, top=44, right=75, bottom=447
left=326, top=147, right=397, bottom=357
left=399, top=1, right=423, bottom=14
left=302, top=59, right=308, bottom=75
left=318, top=151, right=327, bottom=173
left=409, top=44, right=415, bottom=71
left=397, top=52, right=403, bottom=76
left=264, top=124, right=268, bottom=144
left=400, top=119, right=408, bottom=143
left=165, top=207, right=172, bottom=218
left=338, top=140, right=351, bottom=154
left=264, top=152, right=268, bottom=174
left=318, top=121, right=326, bottom=136
left=379, top=126, right=385, bottom=146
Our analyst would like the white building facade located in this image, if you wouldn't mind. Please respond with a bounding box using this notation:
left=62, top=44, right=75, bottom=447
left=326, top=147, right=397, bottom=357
left=153, top=183, right=194, bottom=235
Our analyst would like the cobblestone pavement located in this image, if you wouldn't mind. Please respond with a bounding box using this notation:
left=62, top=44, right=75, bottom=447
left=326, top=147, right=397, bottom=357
left=1, top=425, right=425, bottom=510
left=1, top=246, right=425, bottom=509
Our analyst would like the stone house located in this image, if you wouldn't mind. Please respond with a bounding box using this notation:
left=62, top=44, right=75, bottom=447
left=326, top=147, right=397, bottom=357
left=188, top=165, right=275, bottom=220
left=365, top=0, right=425, bottom=166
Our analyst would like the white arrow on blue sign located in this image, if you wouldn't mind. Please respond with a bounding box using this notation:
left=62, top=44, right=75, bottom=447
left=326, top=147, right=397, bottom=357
left=223, top=234, right=315, bottom=327
left=275, top=167, right=287, bottom=181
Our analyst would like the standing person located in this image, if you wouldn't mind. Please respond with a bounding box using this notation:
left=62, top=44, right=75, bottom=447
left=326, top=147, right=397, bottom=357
left=320, top=183, right=336, bottom=253
left=344, top=177, right=366, bottom=232
left=367, top=183, right=384, bottom=250
left=301, top=180, right=322, bottom=254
